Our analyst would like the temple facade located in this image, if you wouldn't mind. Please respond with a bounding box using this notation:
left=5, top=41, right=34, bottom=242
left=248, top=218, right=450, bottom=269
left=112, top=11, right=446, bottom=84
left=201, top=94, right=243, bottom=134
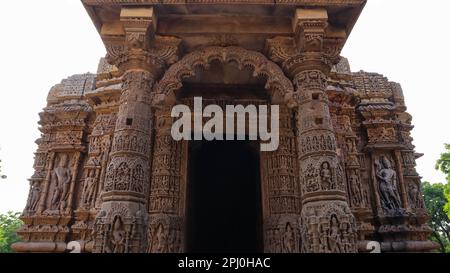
left=13, top=1, right=437, bottom=253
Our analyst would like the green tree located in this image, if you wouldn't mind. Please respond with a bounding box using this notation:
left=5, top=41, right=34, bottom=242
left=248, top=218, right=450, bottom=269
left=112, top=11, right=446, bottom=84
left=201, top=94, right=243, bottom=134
left=422, top=182, right=450, bottom=252
left=0, top=212, right=23, bottom=253
left=436, top=143, right=450, bottom=182
left=435, top=144, right=450, bottom=218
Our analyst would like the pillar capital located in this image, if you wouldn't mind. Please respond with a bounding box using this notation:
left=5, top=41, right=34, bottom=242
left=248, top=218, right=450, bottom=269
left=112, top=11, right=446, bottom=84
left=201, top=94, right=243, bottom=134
left=292, top=8, right=328, bottom=53
left=266, top=8, right=347, bottom=81
left=100, top=6, right=181, bottom=76
left=267, top=8, right=358, bottom=252
left=120, top=7, right=156, bottom=52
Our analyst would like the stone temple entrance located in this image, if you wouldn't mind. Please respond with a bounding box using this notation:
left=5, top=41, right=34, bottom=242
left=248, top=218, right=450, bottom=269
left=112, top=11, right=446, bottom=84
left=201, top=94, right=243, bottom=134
left=186, top=139, right=263, bottom=253
left=14, top=2, right=437, bottom=254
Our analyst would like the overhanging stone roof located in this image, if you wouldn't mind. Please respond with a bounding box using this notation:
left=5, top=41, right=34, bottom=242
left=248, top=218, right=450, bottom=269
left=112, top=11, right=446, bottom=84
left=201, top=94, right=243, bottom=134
left=82, top=0, right=366, bottom=52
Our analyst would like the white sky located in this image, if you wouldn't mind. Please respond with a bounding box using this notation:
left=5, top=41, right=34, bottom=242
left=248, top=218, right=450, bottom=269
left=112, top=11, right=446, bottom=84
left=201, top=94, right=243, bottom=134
left=0, top=0, right=449, bottom=214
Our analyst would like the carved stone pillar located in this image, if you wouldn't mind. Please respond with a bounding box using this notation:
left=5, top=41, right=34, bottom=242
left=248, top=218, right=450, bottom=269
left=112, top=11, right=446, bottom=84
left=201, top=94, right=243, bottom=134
left=262, top=105, right=301, bottom=253
left=92, top=7, right=162, bottom=253
left=147, top=107, right=184, bottom=253
left=267, top=9, right=357, bottom=253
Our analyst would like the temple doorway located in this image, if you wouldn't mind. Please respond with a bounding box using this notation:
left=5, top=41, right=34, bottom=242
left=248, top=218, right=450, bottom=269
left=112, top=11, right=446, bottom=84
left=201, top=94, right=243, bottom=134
left=186, top=139, right=263, bottom=253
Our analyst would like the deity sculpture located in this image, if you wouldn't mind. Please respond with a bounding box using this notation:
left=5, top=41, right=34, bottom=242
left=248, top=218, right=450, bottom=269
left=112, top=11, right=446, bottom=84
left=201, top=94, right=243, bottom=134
left=327, top=214, right=343, bottom=253
left=408, top=182, right=423, bottom=209
left=375, top=156, right=402, bottom=211
left=100, top=135, right=111, bottom=161
left=153, top=224, right=168, bottom=253
left=50, top=154, right=71, bottom=211
left=340, top=220, right=355, bottom=253
left=26, top=181, right=41, bottom=212
left=348, top=171, right=363, bottom=206
left=342, top=116, right=353, bottom=133
left=346, top=139, right=356, bottom=153
left=320, top=162, right=332, bottom=190
left=110, top=216, right=126, bottom=253
left=82, top=169, right=97, bottom=208
left=282, top=222, right=295, bottom=253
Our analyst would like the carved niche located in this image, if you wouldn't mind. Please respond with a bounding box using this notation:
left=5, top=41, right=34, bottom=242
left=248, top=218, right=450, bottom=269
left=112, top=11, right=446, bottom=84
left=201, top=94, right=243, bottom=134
left=374, top=154, right=403, bottom=213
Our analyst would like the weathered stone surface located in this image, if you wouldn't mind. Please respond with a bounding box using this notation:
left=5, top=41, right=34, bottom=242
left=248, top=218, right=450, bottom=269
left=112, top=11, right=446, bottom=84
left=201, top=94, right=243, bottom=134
left=13, top=1, right=437, bottom=253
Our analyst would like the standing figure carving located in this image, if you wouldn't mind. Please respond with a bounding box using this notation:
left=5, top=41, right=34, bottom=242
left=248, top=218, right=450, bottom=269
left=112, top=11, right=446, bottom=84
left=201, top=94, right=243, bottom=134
left=348, top=171, right=364, bottom=207
left=282, top=223, right=295, bottom=253
left=320, top=162, right=332, bottom=190
left=109, top=216, right=126, bottom=253
left=82, top=169, right=97, bottom=208
left=26, top=181, right=41, bottom=211
left=408, top=182, right=423, bottom=209
left=153, top=224, right=168, bottom=253
left=375, top=156, right=401, bottom=211
left=50, top=154, right=72, bottom=211
left=327, top=214, right=343, bottom=253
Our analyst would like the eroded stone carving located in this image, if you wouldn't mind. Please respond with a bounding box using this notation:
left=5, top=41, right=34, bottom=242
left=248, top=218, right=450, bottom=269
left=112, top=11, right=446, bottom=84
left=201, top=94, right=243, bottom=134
left=13, top=2, right=436, bottom=253
left=49, top=154, right=72, bottom=212
left=25, top=181, right=42, bottom=212
left=81, top=169, right=98, bottom=208
left=375, top=155, right=402, bottom=212
left=408, top=180, right=424, bottom=210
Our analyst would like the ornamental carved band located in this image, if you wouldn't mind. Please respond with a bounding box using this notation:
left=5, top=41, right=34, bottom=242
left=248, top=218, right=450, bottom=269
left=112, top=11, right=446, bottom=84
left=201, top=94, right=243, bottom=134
left=294, top=70, right=328, bottom=94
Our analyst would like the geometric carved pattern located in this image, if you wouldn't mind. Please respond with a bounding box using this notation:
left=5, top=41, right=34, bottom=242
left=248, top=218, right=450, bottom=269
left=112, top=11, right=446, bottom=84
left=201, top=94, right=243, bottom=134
left=148, top=106, right=183, bottom=216
left=264, top=107, right=300, bottom=215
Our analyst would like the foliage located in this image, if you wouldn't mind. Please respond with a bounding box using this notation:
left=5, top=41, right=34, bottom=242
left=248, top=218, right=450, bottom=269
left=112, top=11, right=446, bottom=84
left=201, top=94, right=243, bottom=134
left=435, top=144, right=450, bottom=218
left=0, top=212, right=23, bottom=253
left=435, top=144, right=450, bottom=182
left=422, top=182, right=450, bottom=252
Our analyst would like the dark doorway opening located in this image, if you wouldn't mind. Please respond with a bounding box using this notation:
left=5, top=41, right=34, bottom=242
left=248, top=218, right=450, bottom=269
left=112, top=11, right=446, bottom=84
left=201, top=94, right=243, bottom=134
left=186, top=139, right=263, bottom=253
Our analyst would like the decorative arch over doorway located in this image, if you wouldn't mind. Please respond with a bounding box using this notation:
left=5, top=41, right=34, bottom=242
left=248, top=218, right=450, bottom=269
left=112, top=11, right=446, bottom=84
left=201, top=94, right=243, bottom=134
left=152, top=46, right=294, bottom=106
left=147, top=46, right=301, bottom=253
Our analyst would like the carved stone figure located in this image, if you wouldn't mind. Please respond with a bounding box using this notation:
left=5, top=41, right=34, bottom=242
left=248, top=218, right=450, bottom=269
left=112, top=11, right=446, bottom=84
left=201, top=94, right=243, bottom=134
left=320, top=162, right=332, bottom=190
left=282, top=223, right=295, bottom=253
left=109, top=216, right=126, bottom=253
left=82, top=169, right=97, bottom=208
left=26, top=181, right=41, bottom=211
left=327, top=215, right=343, bottom=253
left=153, top=224, right=168, bottom=253
left=346, top=139, right=356, bottom=153
left=348, top=171, right=364, bottom=207
left=408, top=182, right=424, bottom=209
left=100, top=135, right=112, bottom=161
left=375, top=156, right=402, bottom=211
left=50, top=154, right=71, bottom=211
